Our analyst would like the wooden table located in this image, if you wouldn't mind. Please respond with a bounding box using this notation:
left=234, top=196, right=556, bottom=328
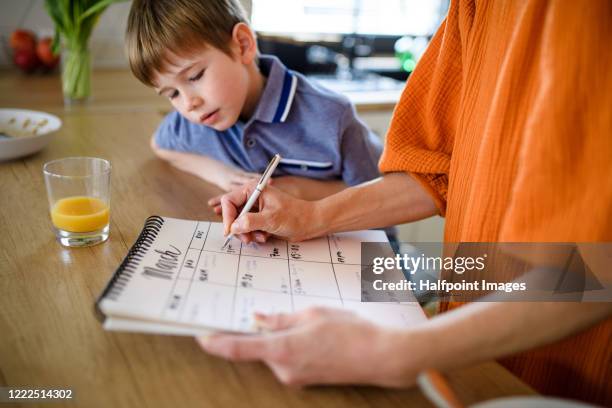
left=0, top=69, right=535, bottom=407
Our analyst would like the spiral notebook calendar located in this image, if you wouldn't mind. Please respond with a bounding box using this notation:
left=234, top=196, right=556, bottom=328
left=95, top=216, right=425, bottom=336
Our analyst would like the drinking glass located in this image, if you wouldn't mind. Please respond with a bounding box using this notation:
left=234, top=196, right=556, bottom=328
left=43, top=157, right=111, bottom=247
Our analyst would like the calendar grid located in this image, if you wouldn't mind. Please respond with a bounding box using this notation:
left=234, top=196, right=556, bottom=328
left=228, top=227, right=244, bottom=331
left=177, top=222, right=212, bottom=319
left=286, top=240, right=295, bottom=312
left=192, top=280, right=348, bottom=300
left=154, top=220, right=392, bottom=331
left=98, top=218, right=428, bottom=337
left=327, top=235, right=345, bottom=306
left=190, top=249, right=361, bottom=265
left=160, top=220, right=200, bottom=319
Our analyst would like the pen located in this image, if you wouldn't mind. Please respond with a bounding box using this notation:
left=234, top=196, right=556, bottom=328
left=221, top=154, right=281, bottom=249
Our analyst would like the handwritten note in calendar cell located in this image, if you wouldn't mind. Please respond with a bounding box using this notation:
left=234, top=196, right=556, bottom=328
left=96, top=216, right=426, bottom=336
left=240, top=238, right=288, bottom=259
left=289, top=261, right=339, bottom=298
left=194, top=251, right=239, bottom=286
left=203, top=222, right=240, bottom=254
left=287, top=237, right=331, bottom=262
left=189, top=223, right=210, bottom=250
left=178, top=248, right=201, bottom=280
left=329, top=230, right=394, bottom=264
left=238, top=257, right=289, bottom=292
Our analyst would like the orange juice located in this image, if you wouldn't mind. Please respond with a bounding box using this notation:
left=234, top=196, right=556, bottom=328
left=51, top=196, right=110, bottom=232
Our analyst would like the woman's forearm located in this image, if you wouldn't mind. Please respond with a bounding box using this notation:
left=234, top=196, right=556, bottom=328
left=272, top=176, right=348, bottom=200
left=404, top=301, right=612, bottom=374
left=311, top=172, right=438, bottom=236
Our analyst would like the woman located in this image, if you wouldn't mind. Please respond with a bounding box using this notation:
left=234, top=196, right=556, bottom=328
left=199, top=0, right=612, bottom=404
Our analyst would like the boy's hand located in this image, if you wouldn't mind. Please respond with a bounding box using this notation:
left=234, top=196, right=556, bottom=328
left=215, top=167, right=260, bottom=191
left=208, top=178, right=276, bottom=214
left=208, top=195, right=224, bottom=215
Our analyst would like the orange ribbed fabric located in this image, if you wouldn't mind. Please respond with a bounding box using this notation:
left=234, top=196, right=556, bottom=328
left=379, top=0, right=611, bottom=404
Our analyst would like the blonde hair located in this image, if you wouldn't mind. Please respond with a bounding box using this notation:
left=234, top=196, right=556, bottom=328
left=126, top=0, right=249, bottom=87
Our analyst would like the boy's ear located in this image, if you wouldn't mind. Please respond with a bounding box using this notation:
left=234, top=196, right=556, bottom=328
left=231, top=22, right=257, bottom=64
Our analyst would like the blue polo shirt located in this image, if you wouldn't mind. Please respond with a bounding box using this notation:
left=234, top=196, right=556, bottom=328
left=154, top=55, right=383, bottom=187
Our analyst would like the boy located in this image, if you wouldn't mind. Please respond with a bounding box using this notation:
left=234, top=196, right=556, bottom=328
left=126, top=0, right=383, bottom=203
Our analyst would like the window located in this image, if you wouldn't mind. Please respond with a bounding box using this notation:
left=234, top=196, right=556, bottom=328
left=252, top=0, right=448, bottom=37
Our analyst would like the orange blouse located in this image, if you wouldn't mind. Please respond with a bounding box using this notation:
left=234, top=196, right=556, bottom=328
left=379, top=0, right=611, bottom=404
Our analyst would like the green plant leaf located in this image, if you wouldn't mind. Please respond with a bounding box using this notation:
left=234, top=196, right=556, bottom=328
left=51, top=29, right=61, bottom=54
left=43, top=0, right=66, bottom=32
left=79, top=0, right=124, bottom=22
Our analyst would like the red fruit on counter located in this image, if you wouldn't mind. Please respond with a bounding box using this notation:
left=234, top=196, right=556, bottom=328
left=9, top=29, right=37, bottom=52
left=13, top=49, right=40, bottom=73
left=36, top=37, right=59, bottom=69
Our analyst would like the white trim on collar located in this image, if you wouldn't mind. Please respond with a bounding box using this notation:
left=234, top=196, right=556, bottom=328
left=278, top=74, right=298, bottom=123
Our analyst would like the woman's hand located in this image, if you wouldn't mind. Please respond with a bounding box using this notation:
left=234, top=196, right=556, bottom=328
left=220, top=182, right=323, bottom=243
left=197, top=307, right=420, bottom=387
left=214, top=173, right=437, bottom=243
left=208, top=176, right=346, bottom=215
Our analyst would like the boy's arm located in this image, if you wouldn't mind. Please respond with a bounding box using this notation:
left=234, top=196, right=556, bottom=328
left=338, top=104, right=384, bottom=187
left=150, top=135, right=260, bottom=191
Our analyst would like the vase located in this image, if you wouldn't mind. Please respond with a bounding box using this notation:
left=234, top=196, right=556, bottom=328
left=61, top=46, right=91, bottom=106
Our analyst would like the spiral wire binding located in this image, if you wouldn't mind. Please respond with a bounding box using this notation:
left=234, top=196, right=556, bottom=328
left=94, top=216, right=165, bottom=322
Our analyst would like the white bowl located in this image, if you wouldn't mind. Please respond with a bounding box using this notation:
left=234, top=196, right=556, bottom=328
left=0, top=108, right=62, bottom=161
left=472, top=396, right=598, bottom=408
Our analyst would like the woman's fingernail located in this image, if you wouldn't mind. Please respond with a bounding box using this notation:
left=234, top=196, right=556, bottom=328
left=253, top=314, right=271, bottom=331
left=197, top=335, right=210, bottom=347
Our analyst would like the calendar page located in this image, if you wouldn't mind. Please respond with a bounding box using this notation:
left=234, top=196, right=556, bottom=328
left=97, top=217, right=425, bottom=336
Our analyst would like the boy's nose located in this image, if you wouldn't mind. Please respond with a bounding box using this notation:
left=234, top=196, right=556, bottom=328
left=187, top=96, right=203, bottom=111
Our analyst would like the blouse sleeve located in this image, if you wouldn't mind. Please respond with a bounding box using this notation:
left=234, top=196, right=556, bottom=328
left=378, top=0, right=464, bottom=216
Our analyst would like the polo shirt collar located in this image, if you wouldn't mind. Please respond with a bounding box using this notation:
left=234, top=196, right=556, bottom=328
left=251, top=55, right=298, bottom=124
